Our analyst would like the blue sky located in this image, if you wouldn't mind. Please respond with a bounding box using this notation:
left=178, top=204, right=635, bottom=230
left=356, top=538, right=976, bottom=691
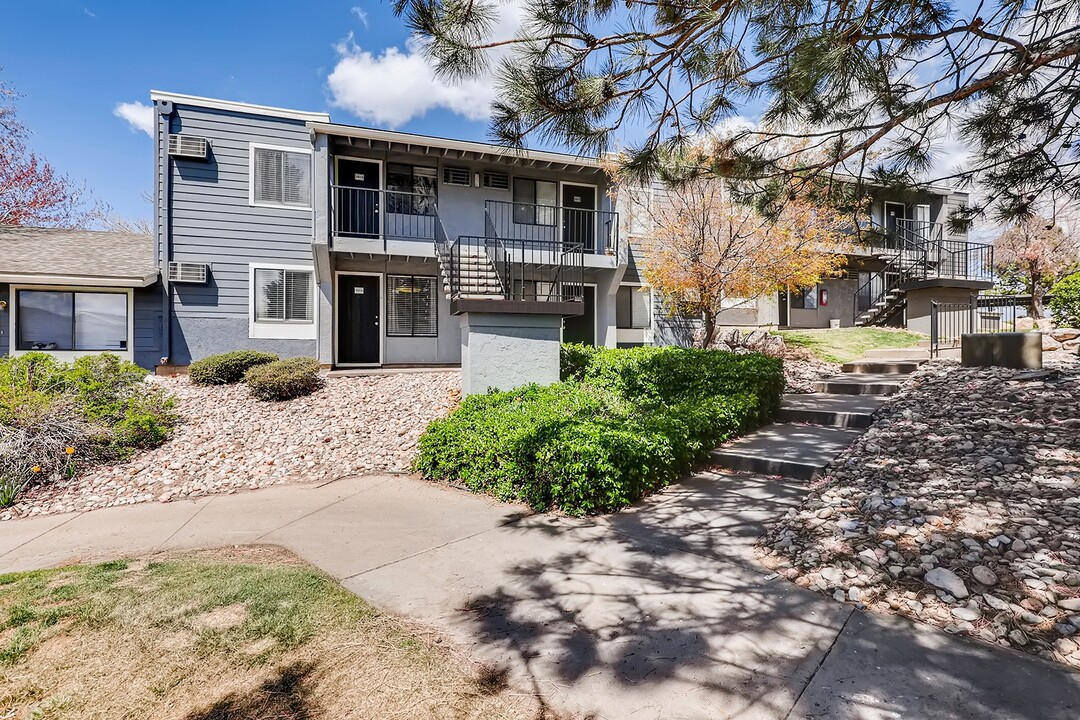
left=2, top=0, right=519, bottom=221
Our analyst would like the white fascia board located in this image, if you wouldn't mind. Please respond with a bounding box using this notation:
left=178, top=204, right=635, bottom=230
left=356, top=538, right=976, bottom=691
left=0, top=273, right=158, bottom=288
left=151, top=90, right=331, bottom=123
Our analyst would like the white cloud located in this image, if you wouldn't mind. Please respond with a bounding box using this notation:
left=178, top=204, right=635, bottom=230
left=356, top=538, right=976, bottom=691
left=350, top=6, right=369, bottom=28
left=113, top=101, right=154, bottom=137
left=327, top=3, right=524, bottom=128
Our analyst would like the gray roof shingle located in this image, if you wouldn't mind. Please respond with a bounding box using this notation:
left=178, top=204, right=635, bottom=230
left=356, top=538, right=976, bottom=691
left=0, top=225, right=157, bottom=286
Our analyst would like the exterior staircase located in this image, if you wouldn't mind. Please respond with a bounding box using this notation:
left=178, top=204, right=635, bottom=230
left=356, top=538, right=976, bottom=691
left=710, top=356, right=924, bottom=481
left=436, top=244, right=504, bottom=300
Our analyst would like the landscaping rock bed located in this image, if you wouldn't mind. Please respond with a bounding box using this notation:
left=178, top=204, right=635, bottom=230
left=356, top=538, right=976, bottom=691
left=783, top=350, right=841, bottom=393
left=1, top=371, right=460, bottom=520
left=760, top=352, right=1080, bottom=668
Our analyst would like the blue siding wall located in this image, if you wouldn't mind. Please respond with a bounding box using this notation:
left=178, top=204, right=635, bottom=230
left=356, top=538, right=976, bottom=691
left=134, top=283, right=164, bottom=370
left=0, top=284, right=8, bottom=357
left=162, top=104, right=317, bottom=365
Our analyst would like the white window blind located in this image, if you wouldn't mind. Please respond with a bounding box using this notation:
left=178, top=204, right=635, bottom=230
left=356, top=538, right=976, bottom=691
left=254, top=268, right=314, bottom=323
left=616, top=286, right=652, bottom=329
left=387, top=275, right=437, bottom=337
left=253, top=147, right=311, bottom=207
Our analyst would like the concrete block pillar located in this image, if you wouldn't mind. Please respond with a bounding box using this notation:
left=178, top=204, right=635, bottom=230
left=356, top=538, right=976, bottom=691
left=460, top=312, right=562, bottom=395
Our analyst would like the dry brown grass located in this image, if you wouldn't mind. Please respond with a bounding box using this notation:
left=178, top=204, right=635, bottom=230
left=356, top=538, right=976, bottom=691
left=0, top=546, right=547, bottom=720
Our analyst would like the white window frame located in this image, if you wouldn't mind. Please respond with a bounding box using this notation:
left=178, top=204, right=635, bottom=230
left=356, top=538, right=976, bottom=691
left=385, top=274, right=439, bottom=338
left=9, top=285, right=135, bottom=362
left=249, top=142, right=314, bottom=211
left=614, top=281, right=654, bottom=346
left=247, top=263, right=318, bottom=340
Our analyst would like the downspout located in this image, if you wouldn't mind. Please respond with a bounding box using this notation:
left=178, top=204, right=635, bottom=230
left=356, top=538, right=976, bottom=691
left=156, top=99, right=174, bottom=367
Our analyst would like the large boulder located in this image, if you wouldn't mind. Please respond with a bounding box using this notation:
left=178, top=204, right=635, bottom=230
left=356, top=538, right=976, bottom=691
left=1036, top=318, right=1056, bottom=332
left=1015, top=317, right=1036, bottom=331
left=1042, top=333, right=1063, bottom=351
left=1051, top=328, right=1080, bottom=342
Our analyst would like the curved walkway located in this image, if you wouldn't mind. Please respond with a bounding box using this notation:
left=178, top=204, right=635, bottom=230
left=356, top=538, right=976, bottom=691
left=2, top=471, right=1078, bottom=719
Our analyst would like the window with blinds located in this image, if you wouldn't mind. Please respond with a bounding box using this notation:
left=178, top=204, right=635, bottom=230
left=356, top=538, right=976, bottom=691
left=253, top=268, right=314, bottom=323
left=616, top=286, right=652, bottom=329
left=386, top=275, right=438, bottom=337
left=252, top=146, right=311, bottom=208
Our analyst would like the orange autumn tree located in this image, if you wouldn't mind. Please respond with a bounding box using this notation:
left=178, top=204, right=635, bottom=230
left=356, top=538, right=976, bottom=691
left=613, top=158, right=849, bottom=348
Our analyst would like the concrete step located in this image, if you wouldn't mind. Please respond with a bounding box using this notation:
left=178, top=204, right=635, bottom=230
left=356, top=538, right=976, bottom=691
left=710, top=423, right=864, bottom=481
left=776, top=393, right=886, bottom=428
left=862, top=348, right=931, bottom=360
left=841, top=360, right=922, bottom=374
left=813, top=373, right=906, bottom=396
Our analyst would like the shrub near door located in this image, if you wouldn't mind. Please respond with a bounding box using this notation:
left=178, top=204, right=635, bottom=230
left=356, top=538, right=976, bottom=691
left=244, top=357, right=324, bottom=401
left=415, top=346, right=783, bottom=515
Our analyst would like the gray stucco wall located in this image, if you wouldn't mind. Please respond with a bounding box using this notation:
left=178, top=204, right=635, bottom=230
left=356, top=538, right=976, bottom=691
left=460, top=312, right=562, bottom=395
left=158, top=102, right=317, bottom=365
left=906, top=286, right=979, bottom=336
left=785, top=278, right=858, bottom=328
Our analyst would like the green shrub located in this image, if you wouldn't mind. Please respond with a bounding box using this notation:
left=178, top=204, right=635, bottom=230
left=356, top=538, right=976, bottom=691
left=559, top=342, right=600, bottom=380
left=0, top=353, right=177, bottom=507
left=1050, top=272, right=1080, bottom=327
left=189, top=350, right=279, bottom=385
left=244, top=357, right=324, bottom=401
left=416, top=346, right=784, bottom=515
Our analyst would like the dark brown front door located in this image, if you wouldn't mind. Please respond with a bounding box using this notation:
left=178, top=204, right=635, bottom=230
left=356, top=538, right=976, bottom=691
left=338, top=274, right=380, bottom=365
left=562, top=183, right=596, bottom=252
left=337, top=159, right=381, bottom=238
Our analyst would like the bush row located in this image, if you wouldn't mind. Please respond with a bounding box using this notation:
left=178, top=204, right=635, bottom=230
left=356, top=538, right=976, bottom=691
left=415, top=345, right=783, bottom=515
left=189, top=351, right=324, bottom=401
left=0, top=353, right=176, bottom=507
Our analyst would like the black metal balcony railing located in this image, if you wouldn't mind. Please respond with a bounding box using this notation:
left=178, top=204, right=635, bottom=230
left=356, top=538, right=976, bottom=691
left=440, top=236, right=584, bottom=304
left=484, top=200, right=619, bottom=256
left=332, top=185, right=445, bottom=243
left=852, top=218, right=995, bottom=325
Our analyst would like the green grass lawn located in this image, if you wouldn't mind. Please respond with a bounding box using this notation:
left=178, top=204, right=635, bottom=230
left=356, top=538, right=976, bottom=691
left=0, top=547, right=533, bottom=720
left=777, top=327, right=924, bottom=363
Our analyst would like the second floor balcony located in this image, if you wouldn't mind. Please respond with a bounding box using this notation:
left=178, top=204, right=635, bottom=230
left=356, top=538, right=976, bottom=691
left=330, top=186, right=621, bottom=266
left=332, top=185, right=445, bottom=252
left=484, top=199, right=619, bottom=258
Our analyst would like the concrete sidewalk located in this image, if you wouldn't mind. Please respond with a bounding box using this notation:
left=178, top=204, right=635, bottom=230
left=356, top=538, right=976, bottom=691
left=2, top=472, right=1078, bottom=719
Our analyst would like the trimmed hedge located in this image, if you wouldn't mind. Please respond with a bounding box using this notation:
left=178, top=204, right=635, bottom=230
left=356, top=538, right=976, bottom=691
left=244, top=357, right=324, bottom=401
left=415, top=345, right=783, bottom=515
left=189, top=351, right=279, bottom=386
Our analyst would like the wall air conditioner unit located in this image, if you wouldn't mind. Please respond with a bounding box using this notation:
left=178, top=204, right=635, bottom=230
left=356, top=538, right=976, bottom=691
left=167, top=261, right=208, bottom=284
left=167, top=134, right=209, bottom=160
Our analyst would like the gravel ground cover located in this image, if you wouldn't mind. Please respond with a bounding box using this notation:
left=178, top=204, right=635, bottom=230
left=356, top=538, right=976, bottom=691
left=783, top=351, right=841, bottom=393
left=760, top=352, right=1080, bottom=668
left=2, top=371, right=460, bottom=521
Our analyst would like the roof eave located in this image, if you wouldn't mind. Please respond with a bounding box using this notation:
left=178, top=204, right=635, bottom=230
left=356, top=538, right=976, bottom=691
left=0, top=272, right=159, bottom=288
left=307, top=121, right=603, bottom=170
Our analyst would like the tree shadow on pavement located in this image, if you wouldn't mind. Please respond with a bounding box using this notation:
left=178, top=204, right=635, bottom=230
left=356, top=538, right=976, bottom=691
left=456, top=471, right=1080, bottom=719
